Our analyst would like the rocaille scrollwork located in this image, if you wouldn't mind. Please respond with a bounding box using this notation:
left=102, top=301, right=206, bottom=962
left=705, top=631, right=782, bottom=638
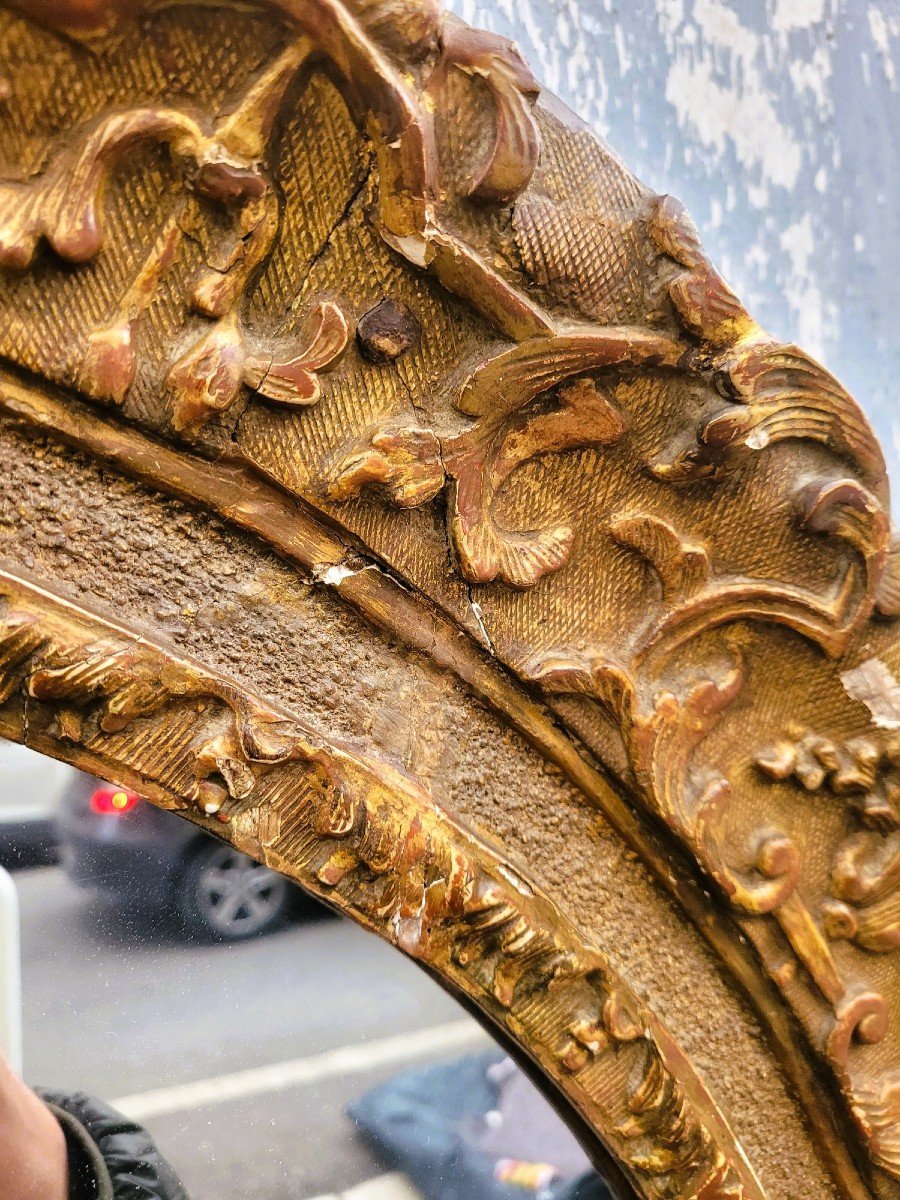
left=0, top=570, right=764, bottom=1200
left=0, top=0, right=898, bottom=1196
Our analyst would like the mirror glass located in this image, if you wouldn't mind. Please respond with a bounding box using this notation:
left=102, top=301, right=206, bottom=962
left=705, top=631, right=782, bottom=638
left=1, top=737, right=605, bottom=1200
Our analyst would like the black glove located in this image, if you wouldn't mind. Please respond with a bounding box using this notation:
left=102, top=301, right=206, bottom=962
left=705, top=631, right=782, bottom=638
left=37, top=1089, right=189, bottom=1200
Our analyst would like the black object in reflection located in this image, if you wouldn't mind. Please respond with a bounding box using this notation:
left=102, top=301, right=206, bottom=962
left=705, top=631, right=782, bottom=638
left=348, top=1052, right=610, bottom=1200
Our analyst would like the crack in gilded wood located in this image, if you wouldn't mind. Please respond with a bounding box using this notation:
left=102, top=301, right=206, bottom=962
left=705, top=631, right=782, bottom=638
left=0, top=364, right=876, bottom=1200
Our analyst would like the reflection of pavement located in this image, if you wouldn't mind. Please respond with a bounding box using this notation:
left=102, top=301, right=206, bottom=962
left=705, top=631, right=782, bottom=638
left=15, top=866, right=486, bottom=1200
left=308, top=1173, right=423, bottom=1200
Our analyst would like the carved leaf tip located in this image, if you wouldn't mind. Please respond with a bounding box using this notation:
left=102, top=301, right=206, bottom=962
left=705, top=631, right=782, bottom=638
left=245, top=301, right=350, bottom=407
left=452, top=514, right=574, bottom=589
left=521, top=651, right=636, bottom=721
left=856, top=1075, right=900, bottom=1177
left=440, top=22, right=541, bottom=205
left=649, top=194, right=756, bottom=347
left=0, top=177, right=103, bottom=269
left=351, top=0, right=443, bottom=62
left=0, top=183, right=42, bottom=269
left=609, top=512, right=710, bottom=602
left=77, top=320, right=137, bottom=406
left=167, top=318, right=247, bottom=435
left=329, top=426, right=446, bottom=508
left=876, top=536, right=900, bottom=618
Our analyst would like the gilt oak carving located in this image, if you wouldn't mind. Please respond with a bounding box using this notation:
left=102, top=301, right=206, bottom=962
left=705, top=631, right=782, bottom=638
left=0, top=3, right=897, bottom=1198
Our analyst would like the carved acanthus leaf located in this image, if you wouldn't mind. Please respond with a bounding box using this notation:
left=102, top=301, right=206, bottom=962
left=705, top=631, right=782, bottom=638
left=524, top=650, right=636, bottom=725
left=455, top=329, right=681, bottom=419
left=529, top=608, right=900, bottom=1173
left=329, top=426, right=446, bottom=508
left=0, top=108, right=206, bottom=269
left=450, top=373, right=629, bottom=586
left=650, top=193, right=886, bottom=506
left=649, top=341, right=886, bottom=495
left=638, top=569, right=867, bottom=663
left=0, top=40, right=313, bottom=417
left=719, top=344, right=886, bottom=491
left=332, top=329, right=678, bottom=587
left=448, top=491, right=574, bottom=590
left=0, top=613, right=47, bottom=704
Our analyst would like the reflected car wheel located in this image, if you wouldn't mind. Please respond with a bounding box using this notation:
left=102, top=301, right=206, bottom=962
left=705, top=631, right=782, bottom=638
left=177, top=842, right=292, bottom=941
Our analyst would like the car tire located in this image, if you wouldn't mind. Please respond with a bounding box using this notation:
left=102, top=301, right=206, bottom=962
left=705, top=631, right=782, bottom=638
left=175, top=841, right=292, bottom=942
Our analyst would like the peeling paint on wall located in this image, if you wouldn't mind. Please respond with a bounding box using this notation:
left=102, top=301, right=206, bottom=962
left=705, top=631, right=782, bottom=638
left=869, top=6, right=900, bottom=85
left=449, top=0, right=900, bottom=513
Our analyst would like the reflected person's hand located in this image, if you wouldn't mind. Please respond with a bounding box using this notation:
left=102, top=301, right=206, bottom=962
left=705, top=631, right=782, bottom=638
left=0, top=1054, right=67, bottom=1200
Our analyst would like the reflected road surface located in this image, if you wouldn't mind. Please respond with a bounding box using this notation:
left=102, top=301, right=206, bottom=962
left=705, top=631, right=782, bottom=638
left=16, top=866, right=487, bottom=1200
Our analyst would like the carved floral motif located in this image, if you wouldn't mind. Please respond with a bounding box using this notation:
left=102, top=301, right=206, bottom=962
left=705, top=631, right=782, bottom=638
left=751, top=720, right=900, bottom=1175
left=167, top=301, right=349, bottom=433
left=524, top=496, right=900, bottom=1178
left=0, top=0, right=550, bottom=428
left=330, top=198, right=892, bottom=618
left=332, top=330, right=680, bottom=586
left=757, top=730, right=900, bottom=836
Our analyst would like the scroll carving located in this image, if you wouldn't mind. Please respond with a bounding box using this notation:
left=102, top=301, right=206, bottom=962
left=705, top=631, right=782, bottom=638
left=0, top=569, right=764, bottom=1200
left=434, top=20, right=541, bottom=205
left=525, top=489, right=900, bottom=1179
left=332, top=331, right=679, bottom=586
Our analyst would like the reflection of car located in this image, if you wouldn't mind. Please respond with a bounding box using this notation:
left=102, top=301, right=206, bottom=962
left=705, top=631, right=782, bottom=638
left=0, top=738, right=70, bottom=866
left=58, top=771, right=298, bottom=941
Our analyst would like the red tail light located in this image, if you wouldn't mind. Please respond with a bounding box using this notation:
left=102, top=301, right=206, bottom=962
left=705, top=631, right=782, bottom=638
left=90, top=787, right=141, bottom=815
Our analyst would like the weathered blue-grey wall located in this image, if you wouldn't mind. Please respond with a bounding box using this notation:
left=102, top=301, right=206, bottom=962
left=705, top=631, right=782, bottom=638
left=449, top=0, right=899, bottom=506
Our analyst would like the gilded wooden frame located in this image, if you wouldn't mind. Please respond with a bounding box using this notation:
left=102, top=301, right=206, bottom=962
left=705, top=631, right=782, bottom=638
left=0, top=2, right=898, bottom=1197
